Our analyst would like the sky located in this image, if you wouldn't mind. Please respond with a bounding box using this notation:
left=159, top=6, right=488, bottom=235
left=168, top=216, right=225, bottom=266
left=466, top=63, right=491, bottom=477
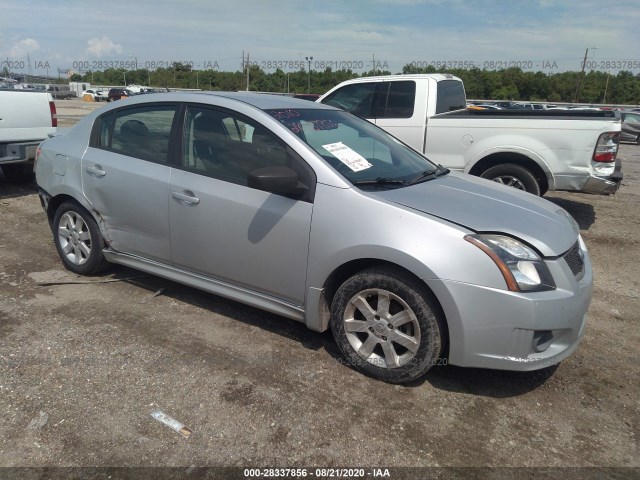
left=1, top=0, right=639, bottom=77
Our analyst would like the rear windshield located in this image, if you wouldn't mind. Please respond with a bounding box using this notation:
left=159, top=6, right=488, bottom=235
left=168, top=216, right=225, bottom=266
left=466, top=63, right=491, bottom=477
left=435, top=80, right=466, bottom=114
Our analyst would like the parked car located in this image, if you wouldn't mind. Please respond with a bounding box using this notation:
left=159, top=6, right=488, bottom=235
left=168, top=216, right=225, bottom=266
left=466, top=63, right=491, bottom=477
left=82, top=89, right=108, bottom=102
left=12, top=83, right=36, bottom=90
left=620, top=111, right=640, bottom=144
left=107, top=88, right=134, bottom=101
left=35, top=92, right=592, bottom=383
left=46, top=85, right=76, bottom=99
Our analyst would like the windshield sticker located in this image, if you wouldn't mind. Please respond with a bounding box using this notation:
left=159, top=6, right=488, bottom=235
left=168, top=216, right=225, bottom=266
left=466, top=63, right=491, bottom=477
left=312, top=119, right=339, bottom=130
left=322, top=142, right=373, bottom=172
left=269, top=110, right=300, bottom=120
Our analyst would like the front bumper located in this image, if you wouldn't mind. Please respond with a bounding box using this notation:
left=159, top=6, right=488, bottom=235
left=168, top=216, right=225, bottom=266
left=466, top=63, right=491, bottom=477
left=429, top=248, right=593, bottom=371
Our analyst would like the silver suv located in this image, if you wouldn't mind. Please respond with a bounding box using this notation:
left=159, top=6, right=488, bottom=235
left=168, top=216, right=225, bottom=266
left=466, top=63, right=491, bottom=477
left=35, top=92, right=592, bottom=383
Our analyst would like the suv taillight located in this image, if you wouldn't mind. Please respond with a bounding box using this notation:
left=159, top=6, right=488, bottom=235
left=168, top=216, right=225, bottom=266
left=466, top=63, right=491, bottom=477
left=49, top=101, right=58, bottom=127
left=593, top=131, right=619, bottom=162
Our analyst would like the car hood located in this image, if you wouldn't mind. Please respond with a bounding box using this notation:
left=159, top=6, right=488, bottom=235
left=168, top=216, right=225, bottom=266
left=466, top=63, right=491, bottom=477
left=373, top=172, right=578, bottom=257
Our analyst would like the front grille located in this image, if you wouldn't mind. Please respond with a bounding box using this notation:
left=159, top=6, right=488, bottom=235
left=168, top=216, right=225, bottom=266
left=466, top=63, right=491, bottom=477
left=563, top=241, right=584, bottom=277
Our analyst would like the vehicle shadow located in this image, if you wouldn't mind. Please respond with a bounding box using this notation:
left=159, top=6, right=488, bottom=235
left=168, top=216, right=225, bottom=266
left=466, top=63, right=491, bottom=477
left=114, top=266, right=557, bottom=398
left=545, top=196, right=596, bottom=230
left=418, top=363, right=559, bottom=397
left=0, top=176, right=38, bottom=199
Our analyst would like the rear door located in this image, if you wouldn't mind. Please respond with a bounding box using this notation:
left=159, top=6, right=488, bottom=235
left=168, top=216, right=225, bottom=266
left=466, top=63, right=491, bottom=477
left=82, top=103, right=178, bottom=262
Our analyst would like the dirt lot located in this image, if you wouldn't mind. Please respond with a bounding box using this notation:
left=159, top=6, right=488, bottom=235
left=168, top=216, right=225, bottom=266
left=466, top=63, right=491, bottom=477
left=0, top=102, right=638, bottom=475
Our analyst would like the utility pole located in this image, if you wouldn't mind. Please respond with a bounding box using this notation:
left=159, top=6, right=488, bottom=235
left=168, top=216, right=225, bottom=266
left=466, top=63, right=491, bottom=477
left=573, top=48, right=589, bottom=103
left=372, top=53, right=376, bottom=75
left=574, top=46, right=597, bottom=104
left=305, top=56, right=313, bottom=93
left=603, top=72, right=610, bottom=103
left=246, top=52, right=250, bottom=91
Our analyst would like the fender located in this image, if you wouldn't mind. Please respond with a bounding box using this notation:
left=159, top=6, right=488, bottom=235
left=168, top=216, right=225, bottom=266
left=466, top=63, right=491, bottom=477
left=465, top=144, right=556, bottom=191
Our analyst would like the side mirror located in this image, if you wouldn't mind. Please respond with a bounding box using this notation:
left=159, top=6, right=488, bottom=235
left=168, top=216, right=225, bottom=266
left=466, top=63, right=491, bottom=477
left=247, top=165, right=308, bottom=197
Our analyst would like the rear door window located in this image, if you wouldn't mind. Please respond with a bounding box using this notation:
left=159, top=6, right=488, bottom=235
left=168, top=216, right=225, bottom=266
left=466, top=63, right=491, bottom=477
left=94, top=105, right=177, bottom=164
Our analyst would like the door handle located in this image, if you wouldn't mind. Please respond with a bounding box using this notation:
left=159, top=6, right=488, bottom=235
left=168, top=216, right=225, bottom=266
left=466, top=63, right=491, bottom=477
left=86, top=165, right=106, bottom=177
left=172, top=191, right=200, bottom=205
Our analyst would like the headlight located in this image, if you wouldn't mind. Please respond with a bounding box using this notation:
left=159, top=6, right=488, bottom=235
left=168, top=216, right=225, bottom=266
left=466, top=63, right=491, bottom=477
left=465, top=234, right=556, bottom=292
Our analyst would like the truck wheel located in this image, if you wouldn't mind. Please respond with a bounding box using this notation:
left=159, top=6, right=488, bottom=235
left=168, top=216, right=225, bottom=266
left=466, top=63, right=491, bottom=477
left=52, top=201, right=109, bottom=275
left=330, top=267, right=444, bottom=384
left=1, top=164, right=34, bottom=184
left=480, top=163, right=541, bottom=196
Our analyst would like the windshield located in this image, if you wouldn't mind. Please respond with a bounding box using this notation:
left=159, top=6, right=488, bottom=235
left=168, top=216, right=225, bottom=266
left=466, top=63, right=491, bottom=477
left=266, top=108, right=437, bottom=189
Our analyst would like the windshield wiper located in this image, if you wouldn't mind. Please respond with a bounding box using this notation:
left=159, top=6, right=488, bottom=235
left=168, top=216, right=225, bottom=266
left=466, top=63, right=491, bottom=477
left=408, top=164, right=450, bottom=185
left=353, top=177, right=407, bottom=186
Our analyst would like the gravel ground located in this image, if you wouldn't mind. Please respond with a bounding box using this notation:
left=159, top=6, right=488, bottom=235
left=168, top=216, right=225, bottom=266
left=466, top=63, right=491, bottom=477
left=0, top=105, right=638, bottom=476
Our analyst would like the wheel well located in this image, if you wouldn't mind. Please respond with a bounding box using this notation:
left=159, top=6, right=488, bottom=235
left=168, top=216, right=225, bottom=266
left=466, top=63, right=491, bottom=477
left=46, top=194, right=79, bottom=224
left=468, top=153, right=549, bottom=194
left=322, top=259, right=449, bottom=357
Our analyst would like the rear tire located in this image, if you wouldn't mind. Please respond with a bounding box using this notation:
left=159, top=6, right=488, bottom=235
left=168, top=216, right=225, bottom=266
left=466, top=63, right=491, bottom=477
left=1, top=164, right=34, bottom=184
left=480, top=163, right=541, bottom=196
left=330, top=267, right=445, bottom=384
left=52, top=201, right=109, bottom=275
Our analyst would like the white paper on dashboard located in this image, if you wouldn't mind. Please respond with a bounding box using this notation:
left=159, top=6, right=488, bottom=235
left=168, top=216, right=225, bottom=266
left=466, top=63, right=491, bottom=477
left=322, top=142, right=373, bottom=172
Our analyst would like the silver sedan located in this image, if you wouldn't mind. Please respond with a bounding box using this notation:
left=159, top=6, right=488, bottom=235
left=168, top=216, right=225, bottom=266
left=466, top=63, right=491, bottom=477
left=35, top=92, right=592, bottom=383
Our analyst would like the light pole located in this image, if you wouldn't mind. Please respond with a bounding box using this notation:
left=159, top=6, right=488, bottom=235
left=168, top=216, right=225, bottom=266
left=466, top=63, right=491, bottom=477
left=305, top=56, right=313, bottom=93
left=129, top=55, right=138, bottom=85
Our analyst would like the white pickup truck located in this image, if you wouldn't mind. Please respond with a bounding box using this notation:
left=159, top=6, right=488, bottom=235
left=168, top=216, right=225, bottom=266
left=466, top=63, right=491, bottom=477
left=318, top=74, right=622, bottom=195
left=0, top=89, right=57, bottom=183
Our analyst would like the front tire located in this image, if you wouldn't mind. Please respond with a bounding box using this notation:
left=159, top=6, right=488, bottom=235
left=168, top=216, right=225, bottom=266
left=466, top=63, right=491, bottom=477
left=330, top=267, right=444, bottom=384
left=52, top=202, right=108, bottom=275
left=480, top=163, right=541, bottom=196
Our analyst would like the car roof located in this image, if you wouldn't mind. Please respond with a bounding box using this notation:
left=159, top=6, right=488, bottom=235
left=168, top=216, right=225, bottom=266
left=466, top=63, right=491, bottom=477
left=196, top=91, right=336, bottom=110
left=114, top=91, right=338, bottom=112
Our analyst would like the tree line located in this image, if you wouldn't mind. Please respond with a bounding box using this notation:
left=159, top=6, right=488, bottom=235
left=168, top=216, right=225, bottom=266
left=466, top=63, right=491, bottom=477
left=69, top=62, right=640, bottom=105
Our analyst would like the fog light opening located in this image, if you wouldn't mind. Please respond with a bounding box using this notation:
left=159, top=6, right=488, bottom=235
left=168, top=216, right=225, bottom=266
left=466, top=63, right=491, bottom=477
left=533, top=330, right=554, bottom=353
